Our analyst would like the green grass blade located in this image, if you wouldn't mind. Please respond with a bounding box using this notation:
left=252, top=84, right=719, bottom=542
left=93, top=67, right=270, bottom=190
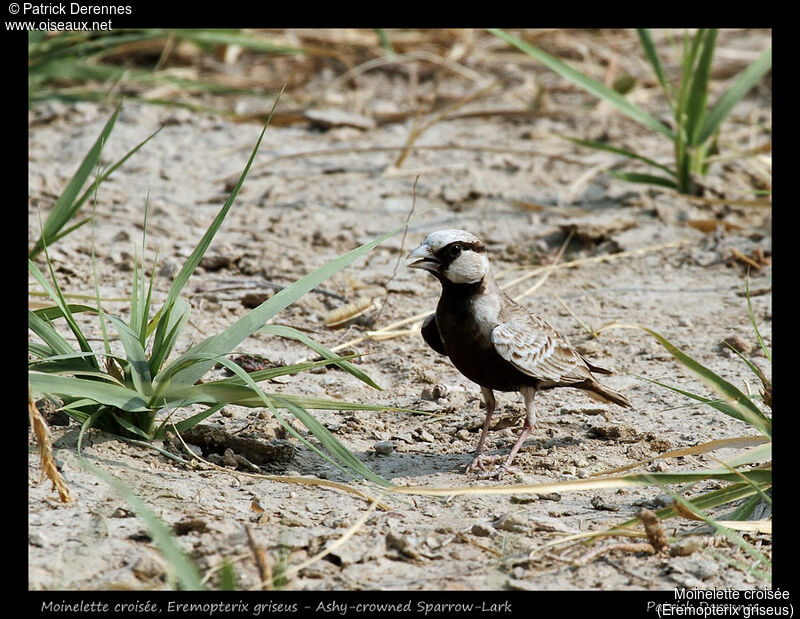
left=661, top=483, right=771, bottom=575
left=29, top=258, right=97, bottom=368
left=209, top=356, right=389, bottom=486
left=29, top=104, right=120, bottom=258
left=274, top=395, right=390, bottom=486
left=723, top=442, right=771, bottom=469
left=166, top=225, right=401, bottom=389
left=130, top=250, right=140, bottom=344
left=28, top=309, right=76, bottom=357
left=637, top=374, right=758, bottom=425
left=148, top=297, right=190, bottom=376
left=612, top=481, right=770, bottom=532
left=110, top=412, right=153, bottom=440
left=29, top=373, right=151, bottom=412
left=150, top=89, right=283, bottom=364
left=745, top=276, right=771, bottom=364
left=163, top=403, right=226, bottom=436
left=29, top=353, right=127, bottom=386
left=620, top=468, right=770, bottom=486
left=78, top=459, right=205, bottom=589
left=490, top=28, right=675, bottom=140
left=636, top=29, right=674, bottom=108
left=723, top=341, right=762, bottom=379
left=29, top=342, right=54, bottom=359
left=218, top=562, right=238, bottom=591
left=259, top=324, right=381, bottom=390
left=728, top=494, right=766, bottom=521
left=607, top=170, right=678, bottom=188
left=176, top=29, right=306, bottom=55
left=696, top=47, right=772, bottom=146
left=72, top=126, right=163, bottom=229
left=43, top=217, right=92, bottom=247
left=673, top=29, right=706, bottom=189
left=685, top=29, right=717, bottom=146
left=107, top=315, right=154, bottom=397
left=564, top=135, right=676, bottom=177
left=213, top=353, right=364, bottom=386
left=638, top=326, right=771, bottom=437
left=160, top=354, right=364, bottom=407
left=32, top=304, right=96, bottom=321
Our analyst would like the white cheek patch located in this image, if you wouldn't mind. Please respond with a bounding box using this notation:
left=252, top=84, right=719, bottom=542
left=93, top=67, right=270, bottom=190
left=445, top=253, right=489, bottom=284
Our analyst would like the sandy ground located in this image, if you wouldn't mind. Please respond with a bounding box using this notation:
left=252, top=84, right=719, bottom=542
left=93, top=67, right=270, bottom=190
left=28, top=29, right=772, bottom=592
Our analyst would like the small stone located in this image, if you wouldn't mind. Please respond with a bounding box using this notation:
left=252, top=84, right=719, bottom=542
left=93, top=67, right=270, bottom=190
left=510, top=495, right=538, bottom=504
left=471, top=523, right=494, bottom=537
left=414, top=429, right=435, bottom=443
left=494, top=514, right=528, bottom=533
left=111, top=507, right=134, bottom=518
left=591, top=495, right=619, bottom=511
left=670, top=537, right=702, bottom=557
left=386, top=531, right=420, bottom=559
left=455, top=429, right=472, bottom=441
left=241, top=291, right=273, bottom=308
left=34, top=397, right=70, bottom=426
left=158, top=261, right=178, bottom=279
left=199, top=254, right=233, bottom=271
left=304, top=108, right=376, bottom=131
left=29, top=531, right=47, bottom=547
left=324, top=420, right=342, bottom=433
left=722, top=335, right=752, bottom=354
left=373, top=441, right=395, bottom=455
left=421, top=384, right=450, bottom=401
left=132, top=554, right=167, bottom=582
left=529, top=517, right=576, bottom=534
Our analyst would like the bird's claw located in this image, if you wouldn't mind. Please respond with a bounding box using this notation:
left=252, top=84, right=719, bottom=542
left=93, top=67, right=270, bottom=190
left=473, top=462, right=519, bottom=480
left=466, top=455, right=519, bottom=478
left=465, top=454, right=493, bottom=474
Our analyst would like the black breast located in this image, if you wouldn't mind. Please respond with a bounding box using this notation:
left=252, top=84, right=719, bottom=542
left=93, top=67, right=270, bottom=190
left=435, top=281, right=536, bottom=392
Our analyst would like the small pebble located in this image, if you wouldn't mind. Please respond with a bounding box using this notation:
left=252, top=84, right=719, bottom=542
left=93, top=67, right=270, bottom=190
left=722, top=335, right=751, bottom=354
left=420, top=384, right=450, bottom=401
left=373, top=441, right=395, bottom=455
left=493, top=514, right=528, bottom=533
left=670, top=537, right=702, bottom=557
left=471, top=523, right=494, bottom=537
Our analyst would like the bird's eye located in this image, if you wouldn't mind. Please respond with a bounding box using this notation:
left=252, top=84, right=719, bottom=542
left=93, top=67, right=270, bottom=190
left=449, top=244, right=462, bottom=257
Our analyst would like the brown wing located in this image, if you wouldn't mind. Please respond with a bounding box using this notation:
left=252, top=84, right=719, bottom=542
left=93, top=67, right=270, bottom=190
left=490, top=315, right=595, bottom=386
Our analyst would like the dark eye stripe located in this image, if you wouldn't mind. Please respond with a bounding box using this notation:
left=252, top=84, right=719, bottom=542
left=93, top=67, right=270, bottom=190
left=439, top=241, right=485, bottom=255
left=434, top=240, right=486, bottom=269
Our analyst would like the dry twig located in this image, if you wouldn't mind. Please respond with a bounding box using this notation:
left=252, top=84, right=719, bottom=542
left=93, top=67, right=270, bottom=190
left=28, top=391, right=72, bottom=503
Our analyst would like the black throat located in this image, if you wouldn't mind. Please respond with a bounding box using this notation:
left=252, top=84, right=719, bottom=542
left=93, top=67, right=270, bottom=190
left=437, top=277, right=486, bottom=316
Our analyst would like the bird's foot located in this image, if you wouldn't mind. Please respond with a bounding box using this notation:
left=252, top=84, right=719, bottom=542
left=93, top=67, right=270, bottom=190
left=465, top=454, right=519, bottom=478
left=465, top=453, right=496, bottom=474
left=473, top=462, right=520, bottom=480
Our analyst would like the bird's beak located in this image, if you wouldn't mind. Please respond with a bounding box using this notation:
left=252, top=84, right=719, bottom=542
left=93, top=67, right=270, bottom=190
left=406, top=243, right=440, bottom=273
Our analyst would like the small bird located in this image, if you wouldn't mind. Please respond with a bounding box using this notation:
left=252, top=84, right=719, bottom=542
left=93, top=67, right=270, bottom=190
left=407, top=229, right=631, bottom=475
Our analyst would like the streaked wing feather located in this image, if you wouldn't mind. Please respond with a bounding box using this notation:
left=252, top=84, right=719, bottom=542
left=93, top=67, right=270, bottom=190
left=491, top=317, right=592, bottom=384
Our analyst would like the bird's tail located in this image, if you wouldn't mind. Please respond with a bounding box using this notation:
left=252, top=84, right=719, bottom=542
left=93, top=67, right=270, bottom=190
left=583, top=381, right=631, bottom=408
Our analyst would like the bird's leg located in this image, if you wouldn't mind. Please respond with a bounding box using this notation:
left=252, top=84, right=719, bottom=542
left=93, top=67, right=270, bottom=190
left=465, top=387, right=495, bottom=473
left=497, top=386, right=538, bottom=474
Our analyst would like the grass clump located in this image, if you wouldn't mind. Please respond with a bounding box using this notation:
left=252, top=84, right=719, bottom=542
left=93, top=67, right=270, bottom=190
left=28, top=94, right=404, bottom=488
left=491, top=28, right=771, bottom=196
